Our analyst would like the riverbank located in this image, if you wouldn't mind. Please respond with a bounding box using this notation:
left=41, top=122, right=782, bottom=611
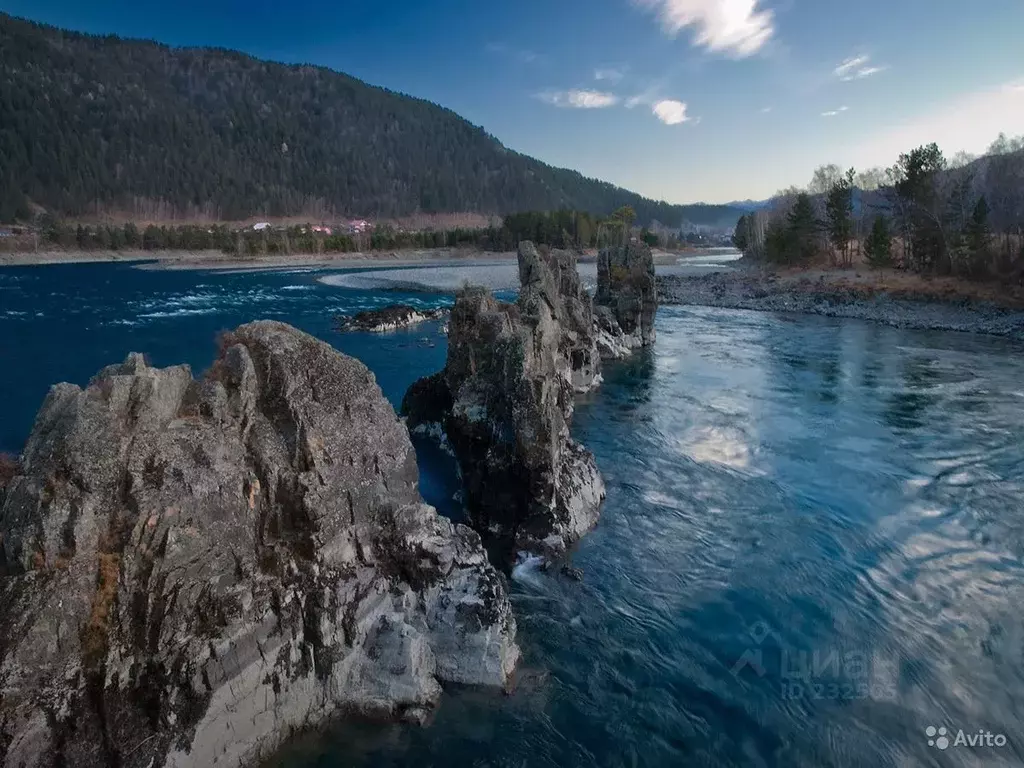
left=0, top=246, right=692, bottom=271
left=657, top=266, right=1024, bottom=339
left=0, top=247, right=516, bottom=270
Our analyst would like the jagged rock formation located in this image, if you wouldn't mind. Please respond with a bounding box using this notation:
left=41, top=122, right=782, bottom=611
left=335, top=305, right=448, bottom=333
left=518, top=242, right=602, bottom=393
left=402, top=243, right=605, bottom=562
left=0, top=322, right=518, bottom=768
left=595, top=240, right=658, bottom=357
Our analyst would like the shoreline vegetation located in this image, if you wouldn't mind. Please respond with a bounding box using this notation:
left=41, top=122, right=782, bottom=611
left=688, top=135, right=1024, bottom=337
left=730, top=137, right=1024, bottom=284
left=0, top=207, right=716, bottom=268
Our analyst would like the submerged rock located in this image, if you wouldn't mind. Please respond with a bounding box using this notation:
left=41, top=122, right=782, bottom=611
left=0, top=322, right=518, bottom=768
left=403, top=243, right=605, bottom=562
left=335, top=304, right=448, bottom=332
left=595, top=240, right=658, bottom=356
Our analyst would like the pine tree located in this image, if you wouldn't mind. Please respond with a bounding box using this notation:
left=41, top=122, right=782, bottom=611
left=964, top=197, right=992, bottom=276
left=786, top=193, right=819, bottom=264
left=824, top=169, right=855, bottom=267
left=965, top=197, right=991, bottom=254
left=732, top=214, right=749, bottom=251
left=864, top=216, right=892, bottom=267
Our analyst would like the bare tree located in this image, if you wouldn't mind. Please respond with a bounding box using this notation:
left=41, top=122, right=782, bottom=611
left=809, top=164, right=843, bottom=196
left=949, top=151, right=979, bottom=169
left=855, top=167, right=886, bottom=191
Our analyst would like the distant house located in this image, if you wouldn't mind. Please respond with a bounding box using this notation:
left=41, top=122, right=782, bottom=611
left=252, top=222, right=271, bottom=231
left=348, top=219, right=370, bottom=234
left=312, top=225, right=332, bottom=235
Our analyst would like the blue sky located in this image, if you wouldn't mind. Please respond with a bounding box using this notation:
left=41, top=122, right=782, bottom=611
left=4, top=0, right=1023, bottom=203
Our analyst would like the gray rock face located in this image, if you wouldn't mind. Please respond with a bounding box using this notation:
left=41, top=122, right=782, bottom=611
left=403, top=243, right=605, bottom=562
left=518, top=242, right=602, bottom=393
left=0, top=322, right=518, bottom=768
left=595, top=240, right=658, bottom=356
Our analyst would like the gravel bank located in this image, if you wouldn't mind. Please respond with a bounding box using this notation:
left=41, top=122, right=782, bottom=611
left=658, top=271, right=1024, bottom=340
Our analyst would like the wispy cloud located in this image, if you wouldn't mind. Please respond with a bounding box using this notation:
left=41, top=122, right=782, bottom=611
left=760, top=106, right=773, bottom=113
left=821, top=106, right=849, bottom=117
left=834, top=54, right=886, bottom=81
left=486, top=42, right=543, bottom=64
left=652, top=99, right=691, bottom=124
left=594, top=67, right=626, bottom=83
left=634, top=0, right=774, bottom=58
left=536, top=89, right=620, bottom=109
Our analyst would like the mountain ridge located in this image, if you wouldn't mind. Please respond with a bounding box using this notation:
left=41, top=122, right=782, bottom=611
left=0, top=12, right=741, bottom=228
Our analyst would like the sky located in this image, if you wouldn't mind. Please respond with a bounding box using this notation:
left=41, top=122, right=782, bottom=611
left=3, top=0, right=1024, bottom=204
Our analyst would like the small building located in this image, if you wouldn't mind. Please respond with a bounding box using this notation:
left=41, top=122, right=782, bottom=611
left=252, top=222, right=271, bottom=231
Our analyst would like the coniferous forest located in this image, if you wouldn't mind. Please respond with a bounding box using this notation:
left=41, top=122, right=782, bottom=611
left=0, top=13, right=739, bottom=228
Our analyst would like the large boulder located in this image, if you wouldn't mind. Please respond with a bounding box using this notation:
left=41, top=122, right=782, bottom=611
left=595, top=240, right=658, bottom=355
left=0, top=322, right=518, bottom=768
left=403, top=243, right=605, bottom=562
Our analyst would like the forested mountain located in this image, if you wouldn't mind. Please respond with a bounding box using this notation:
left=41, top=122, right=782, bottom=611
left=0, top=13, right=739, bottom=227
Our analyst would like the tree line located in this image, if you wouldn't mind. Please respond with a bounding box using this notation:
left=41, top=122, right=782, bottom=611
left=9, top=207, right=660, bottom=256
left=732, top=133, right=1024, bottom=281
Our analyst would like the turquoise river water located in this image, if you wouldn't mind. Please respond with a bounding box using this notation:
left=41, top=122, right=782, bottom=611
left=2, top=260, right=1024, bottom=768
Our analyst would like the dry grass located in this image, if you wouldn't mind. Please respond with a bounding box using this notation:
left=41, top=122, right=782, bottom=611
left=81, top=551, right=121, bottom=667
left=771, top=267, right=1024, bottom=309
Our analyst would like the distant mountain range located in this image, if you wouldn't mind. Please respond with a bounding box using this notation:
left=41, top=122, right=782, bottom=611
left=0, top=13, right=744, bottom=229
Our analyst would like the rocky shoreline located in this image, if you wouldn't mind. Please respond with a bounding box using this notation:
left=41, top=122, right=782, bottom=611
left=334, top=305, right=448, bottom=332
left=657, top=270, right=1024, bottom=339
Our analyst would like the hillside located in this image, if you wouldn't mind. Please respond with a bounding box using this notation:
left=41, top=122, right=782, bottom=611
left=0, top=13, right=739, bottom=228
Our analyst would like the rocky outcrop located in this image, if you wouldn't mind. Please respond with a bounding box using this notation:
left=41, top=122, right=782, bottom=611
left=402, top=243, right=605, bottom=562
left=595, top=240, right=658, bottom=356
left=0, top=322, right=518, bottom=768
left=334, top=304, right=448, bottom=332
left=518, top=242, right=601, bottom=393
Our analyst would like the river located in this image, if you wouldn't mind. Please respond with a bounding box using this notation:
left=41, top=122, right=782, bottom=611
left=2, top=260, right=1023, bottom=767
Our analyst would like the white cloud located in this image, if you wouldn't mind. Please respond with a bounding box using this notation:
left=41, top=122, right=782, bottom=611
left=634, top=0, right=774, bottom=58
left=834, top=54, right=886, bottom=81
left=821, top=106, right=849, bottom=117
left=653, top=99, right=691, bottom=124
left=760, top=106, right=773, bottom=113
left=594, top=67, right=626, bottom=83
left=537, top=89, right=620, bottom=108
